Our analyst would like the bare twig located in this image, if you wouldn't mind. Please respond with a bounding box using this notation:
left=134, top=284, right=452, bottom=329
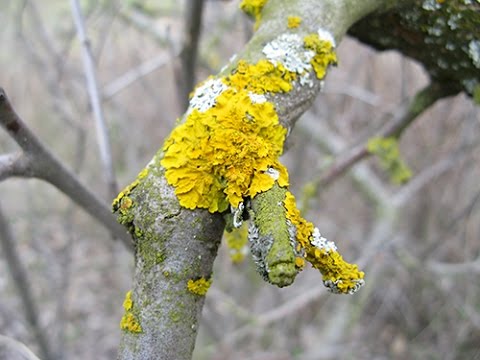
left=176, top=0, right=205, bottom=110
left=313, top=82, right=459, bottom=189
left=0, top=88, right=132, bottom=249
left=0, top=334, right=43, bottom=360
left=102, top=52, right=176, bottom=100
left=70, top=0, right=118, bottom=199
left=0, top=205, right=55, bottom=360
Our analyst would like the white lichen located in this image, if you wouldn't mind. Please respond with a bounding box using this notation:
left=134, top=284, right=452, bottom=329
left=248, top=92, right=267, bottom=104
left=262, top=33, right=315, bottom=75
left=422, top=0, right=441, bottom=11
left=468, top=40, right=480, bottom=69
left=265, top=167, right=280, bottom=180
left=317, top=28, right=336, bottom=47
left=231, top=202, right=245, bottom=228
left=187, top=78, right=227, bottom=113
left=310, top=227, right=337, bottom=253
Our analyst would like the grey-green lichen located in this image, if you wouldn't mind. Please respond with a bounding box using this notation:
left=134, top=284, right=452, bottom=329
left=349, top=0, right=480, bottom=96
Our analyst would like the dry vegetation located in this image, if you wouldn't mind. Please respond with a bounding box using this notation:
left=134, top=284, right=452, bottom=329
left=0, top=1, right=479, bottom=359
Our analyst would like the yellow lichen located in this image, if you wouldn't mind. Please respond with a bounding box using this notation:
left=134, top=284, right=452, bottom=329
left=120, top=290, right=142, bottom=333
left=161, top=86, right=288, bottom=212
left=120, top=312, right=142, bottom=333
left=187, top=277, right=212, bottom=296
left=123, top=290, right=133, bottom=311
left=303, top=34, right=337, bottom=80
left=283, top=191, right=364, bottom=294
left=287, top=16, right=302, bottom=28
left=224, top=222, right=249, bottom=264
left=367, top=137, right=412, bottom=184
left=224, top=59, right=295, bottom=94
left=112, top=167, right=149, bottom=211
left=240, top=0, right=268, bottom=29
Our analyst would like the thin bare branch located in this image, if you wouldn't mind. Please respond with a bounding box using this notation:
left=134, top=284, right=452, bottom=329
left=0, top=335, right=42, bottom=360
left=0, top=88, right=132, bottom=249
left=102, top=52, right=176, bottom=100
left=312, top=82, right=459, bottom=189
left=176, top=0, right=205, bottom=110
left=70, top=0, right=118, bottom=199
left=0, top=205, right=56, bottom=360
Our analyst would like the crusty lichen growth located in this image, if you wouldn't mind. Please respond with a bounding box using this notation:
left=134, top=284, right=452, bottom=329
left=283, top=192, right=365, bottom=294
left=304, top=33, right=338, bottom=80
left=187, top=277, right=212, bottom=296
left=146, top=27, right=361, bottom=293
left=367, top=137, right=413, bottom=185
left=240, top=0, right=268, bottom=29
left=112, top=167, right=149, bottom=211
left=161, top=87, right=288, bottom=212
left=120, top=291, right=142, bottom=333
left=287, top=16, right=302, bottom=29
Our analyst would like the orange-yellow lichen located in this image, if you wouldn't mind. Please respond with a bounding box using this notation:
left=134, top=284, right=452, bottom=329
left=224, top=59, right=296, bottom=94
left=240, top=0, right=268, bottom=29
left=120, top=313, right=142, bottom=333
left=123, top=290, right=133, bottom=311
left=120, top=290, right=142, bottom=333
left=287, top=16, right=302, bottom=28
left=161, top=87, right=288, bottom=212
left=283, top=191, right=364, bottom=294
left=303, top=34, right=337, bottom=80
left=187, top=277, right=212, bottom=296
left=112, top=167, right=149, bottom=211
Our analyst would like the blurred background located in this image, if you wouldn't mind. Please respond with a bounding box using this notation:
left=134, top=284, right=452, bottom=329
left=1, top=1, right=479, bottom=359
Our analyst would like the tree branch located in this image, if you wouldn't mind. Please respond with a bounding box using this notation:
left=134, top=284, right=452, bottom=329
left=116, top=1, right=396, bottom=359
left=0, top=205, right=56, bottom=360
left=0, top=88, right=132, bottom=249
left=311, top=82, right=459, bottom=189
left=176, top=0, right=205, bottom=110
left=70, top=0, right=118, bottom=199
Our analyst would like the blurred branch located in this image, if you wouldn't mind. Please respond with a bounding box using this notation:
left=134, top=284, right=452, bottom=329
left=0, top=334, right=42, bottom=360
left=312, top=82, right=459, bottom=189
left=176, top=0, right=205, bottom=110
left=102, top=52, right=177, bottom=100
left=70, top=0, right=118, bottom=200
left=0, top=205, right=55, bottom=360
left=119, top=6, right=172, bottom=46
left=0, top=88, right=132, bottom=249
left=219, top=286, right=325, bottom=346
left=428, top=257, right=480, bottom=275
left=0, top=152, right=31, bottom=180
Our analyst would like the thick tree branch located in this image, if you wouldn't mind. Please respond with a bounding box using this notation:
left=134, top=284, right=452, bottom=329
left=0, top=88, right=132, bottom=249
left=116, top=1, right=397, bottom=359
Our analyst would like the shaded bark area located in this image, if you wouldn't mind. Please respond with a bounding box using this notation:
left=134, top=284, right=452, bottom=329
left=349, top=0, right=480, bottom=95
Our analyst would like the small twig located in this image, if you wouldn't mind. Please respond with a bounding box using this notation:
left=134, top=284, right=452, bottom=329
left=0, top=88, right=132, bottom=249
left=0, top=205, right=56, bottom=360
left=313, top=82, right=459, bottom=189
left=0, top=334, right=43, bottom=360
left=219, top=286, right=325, bottom=346
left=70, top=0, right=118, bottom=199
left=102, top=52, right=177, bottom=100
left=176, top=0, right=205, bottom=110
